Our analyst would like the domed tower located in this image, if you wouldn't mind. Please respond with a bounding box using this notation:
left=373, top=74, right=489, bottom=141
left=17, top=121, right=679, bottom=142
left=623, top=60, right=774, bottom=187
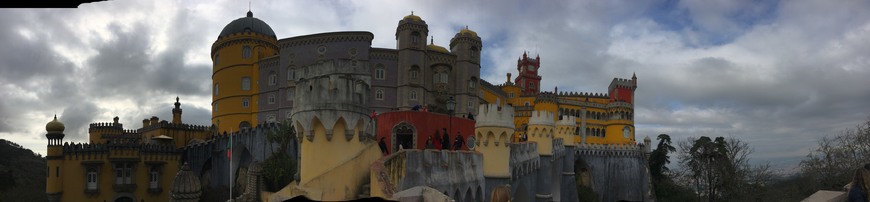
left=395, top=12, right=429, bottom=110
left=450, top=26, right=483, bottom=116
left=212, top=10, right=279, bottom=133
left=45, top=115, right=65, bottom=202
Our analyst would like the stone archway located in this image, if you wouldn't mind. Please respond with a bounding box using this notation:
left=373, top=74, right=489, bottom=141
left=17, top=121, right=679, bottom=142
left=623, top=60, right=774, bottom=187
left=391, top=122, right=417, bottom=152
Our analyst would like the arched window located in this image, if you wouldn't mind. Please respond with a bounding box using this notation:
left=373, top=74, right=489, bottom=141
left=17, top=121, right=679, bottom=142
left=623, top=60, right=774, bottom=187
left=411, top=32, right=420, bottom=45
left=287, top=66, right=294, bottom=80
left=268, top=73, right=277, bottom=86
left=410, top=65, right=420, bottom=80
left=86, top=168, right=97, bottom=190
left=213, top=102, right=218, bottom=112
left=242, top=98, right=250, bottom=108
left=468, top=77, right=477, bottom=90
left=213, top=83, right=219, bottom=96
left=623, top=126, right=631, bottom=138
left=410, top=90, right=417, bottom=100
left=239, top=121, right=251, bottom=129
left=375, top=64, right=385, bottom=80
left=242, top=46, right=252, bottom=58
left=241, top=77, right=251, bottom=90
left=376, top=89, right=384, bottom=100
left=470, top=46, right=478, bottom=58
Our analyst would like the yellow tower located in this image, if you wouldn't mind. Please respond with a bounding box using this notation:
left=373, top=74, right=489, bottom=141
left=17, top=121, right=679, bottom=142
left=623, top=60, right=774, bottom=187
left=527, top=110, right=555, bottom=156
left=474, top=103, right=515, bottom=179
left=212, top=10, right=278, bottom=133
left=45, top=115, right=65, bottom=202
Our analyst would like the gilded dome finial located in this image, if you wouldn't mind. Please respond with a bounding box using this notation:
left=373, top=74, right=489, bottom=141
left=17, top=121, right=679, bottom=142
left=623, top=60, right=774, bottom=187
left=46, top=114, right=65, bottom=133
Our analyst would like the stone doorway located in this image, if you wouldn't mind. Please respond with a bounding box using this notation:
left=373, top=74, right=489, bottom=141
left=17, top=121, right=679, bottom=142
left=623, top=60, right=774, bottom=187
left=391, top=122, right=416, bottom=152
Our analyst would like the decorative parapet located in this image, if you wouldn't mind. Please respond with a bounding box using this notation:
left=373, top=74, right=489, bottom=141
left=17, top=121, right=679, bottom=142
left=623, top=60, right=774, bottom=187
left=574, top=143, right=645, bottom=157
left=475, top=104, right=514, bottom=129
left=557, top=116, right=576, bottom=127
left=555, top=98, right=608, bottom=108
left=528, top=111, right=554, bottom=127
left=277, top=31, right=374, bottom=49
left=607, top=101, right=633, bottom=109
left=608, top=77, right=636, bottom=92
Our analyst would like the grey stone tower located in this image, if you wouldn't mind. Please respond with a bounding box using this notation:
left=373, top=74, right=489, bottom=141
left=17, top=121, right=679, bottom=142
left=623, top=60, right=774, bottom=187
left=395, top=13, right=429, bottom=111
left=450, top=27, right=483, bottom=116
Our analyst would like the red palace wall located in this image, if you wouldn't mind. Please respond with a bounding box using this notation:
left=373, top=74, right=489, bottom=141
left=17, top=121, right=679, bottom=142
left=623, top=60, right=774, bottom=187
left=375, top=111, right=476, bottom=153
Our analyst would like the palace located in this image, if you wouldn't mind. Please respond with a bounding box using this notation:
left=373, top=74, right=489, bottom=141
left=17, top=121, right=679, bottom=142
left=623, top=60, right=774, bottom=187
left=211, top=11, right=637, bottom=146
left=45, top=10, right=646, bottom=202
left=44, top=98, right=211, bottom=202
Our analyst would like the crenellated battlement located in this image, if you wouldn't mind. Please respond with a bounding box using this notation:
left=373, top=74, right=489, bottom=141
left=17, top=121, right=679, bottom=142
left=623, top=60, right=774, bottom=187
left=528, top=110, right=555, bottom=126
left=608, top=77, right=636, bottom=92
left=534, top=92, right=558, bottom=104
left=475, top=104, right=514, bottom=129
left=556, top=91, right=610, bottom=98
left=509, top=142, right=540, bottom=178
left=557, top=115, right=576, bottom=126
left=138, top=121, right=213, bottom=133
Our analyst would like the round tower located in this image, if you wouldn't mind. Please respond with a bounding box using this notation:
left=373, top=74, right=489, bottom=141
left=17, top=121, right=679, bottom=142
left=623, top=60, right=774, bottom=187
left=212, top=10, right=279, bottom=133
left=450, top=26, right=483, bottom=117
left=474, top=103, right=515, bottom=202
left=395, top=13, right=429, bottom=111
left=45, top=115, right=65, bottom=202
left=527, top=110, right=555, bottom=202
left=290, top=58, right=375, bottom=200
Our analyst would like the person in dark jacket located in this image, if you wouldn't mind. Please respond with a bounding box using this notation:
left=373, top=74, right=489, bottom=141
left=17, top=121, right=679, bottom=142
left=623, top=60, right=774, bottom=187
left=454, top=132, right=464, bottom=150
left=441, top=128, right=450, bottom=150
left=434, top=130, right=442, bottom=149
left=378, top=137, right=389, bottom=155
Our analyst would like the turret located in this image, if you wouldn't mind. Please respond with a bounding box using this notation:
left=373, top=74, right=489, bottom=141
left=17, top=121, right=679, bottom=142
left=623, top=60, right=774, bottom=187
left=527, top=110, right=555, bottom=156
left=475, top=103, right=515, bottom=182
left=45, top=115, right=65, bottom=202
left=514, top=52, right=542, bottom=94
left=556, top=115, right=576, bottom=146
left=172, top=97, right=183, bottom=125
left=290, top=59, right=375, bottom=200
left=395, top=12, right=429, bottom=50
left=449, top=26, right=483, bottom=117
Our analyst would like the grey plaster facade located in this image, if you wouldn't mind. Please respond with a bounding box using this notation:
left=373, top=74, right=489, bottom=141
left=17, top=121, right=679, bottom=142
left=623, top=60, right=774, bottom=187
left=256, top=15, right=483, bottom=123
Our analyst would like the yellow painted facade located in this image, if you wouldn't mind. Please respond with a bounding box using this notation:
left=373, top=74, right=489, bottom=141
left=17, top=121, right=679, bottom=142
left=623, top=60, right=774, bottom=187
left=45, top=99, right=211, bottom=202
left=478, top=62, right=638, bottom=146
left=211, top=23, right=278, bottom=133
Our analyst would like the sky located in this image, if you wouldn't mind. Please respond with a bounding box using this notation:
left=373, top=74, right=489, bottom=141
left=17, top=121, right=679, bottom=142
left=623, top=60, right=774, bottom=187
left=0, top=0, right=868, bottom=173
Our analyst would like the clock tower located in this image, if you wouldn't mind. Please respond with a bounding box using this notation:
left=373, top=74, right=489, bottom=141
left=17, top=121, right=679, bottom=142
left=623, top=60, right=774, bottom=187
left=514, top=51, right=541, bottom=94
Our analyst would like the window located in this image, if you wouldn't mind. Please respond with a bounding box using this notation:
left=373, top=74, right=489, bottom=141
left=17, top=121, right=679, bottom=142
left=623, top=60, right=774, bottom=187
left=239, top=121, right=251, bottom=129
left=530, top=83, right=535, bottom=89
left=375, top=65, right=385, bottom=80
left=467, top=100, right=474, bottom=108
left=213, top=102, right=218, bottom=112
left=623, top=126, right=630, bottom=138
left=376, top=89, right=384, bottom=100
left=213, top=83, right=219, bottom=96
left=411, top=32, right=420, bottom=44
left=241, top=77, right=251, bottom=90
left=56, top=166, right=59, bottom=177
left=242, top=46, right=252, bottom=58
left=242, top=98, right=250, bottom=108
left=509, top=92, right=514, bottom=98
left=433, top=72, right=449, bottom=84
left=115, top=163, right=132, bottom=184
left=410, top=65, right=419, bottom=80
left=268, top=73, right=277, bottom=86
left=468, top=79, right=476, bottom=89
left=87, top=168, right=97, bottom=190
left=268, top=94, right=275, bottom=104
left=286, top=91, right=294, bottom=101
left=410, top=90, right=417, bottom=100
left=287, top=67, right=295, bottom=80
left=524, top=102, right=530, bottom=107
left=470, top=47, right=478, bottom=58
left=149, top=167, right=158, bottom=189
left=441, top=73, right=448, bottom=83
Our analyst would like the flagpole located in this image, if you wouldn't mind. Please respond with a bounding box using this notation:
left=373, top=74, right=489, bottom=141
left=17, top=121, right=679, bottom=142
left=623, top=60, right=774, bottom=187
left=229, top=128, right=233, bottom=200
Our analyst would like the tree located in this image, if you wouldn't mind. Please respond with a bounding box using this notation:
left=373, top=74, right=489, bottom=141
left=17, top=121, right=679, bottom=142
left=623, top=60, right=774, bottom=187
left=800, top=117, right=870, bottom=192
left=677, top=136, right=775, bottom=202
left=648, top=134, right=696, bottom=201
left=650, top=134, right=676, bottom=180
left=263, top=120, right=298, bottom=192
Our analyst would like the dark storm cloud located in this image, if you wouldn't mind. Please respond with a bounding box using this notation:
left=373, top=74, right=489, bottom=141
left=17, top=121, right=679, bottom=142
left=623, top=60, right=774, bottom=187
left=59, top=102, right=100, bottom=141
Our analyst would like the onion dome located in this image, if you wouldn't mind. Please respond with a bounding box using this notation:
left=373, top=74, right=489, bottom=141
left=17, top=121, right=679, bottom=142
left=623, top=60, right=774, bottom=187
left=427, top=38, right=449, bottom=53
left=644, top=136, right=651, bottom=142
left=218, top=11, right=276, bottom=39
left=402, top=12, right=423, bottom=22
left=458, top=26, right=478, bottom=37
left=45, top=115, right=65, bottom=133
left=170, top=163, right=201, bottom=202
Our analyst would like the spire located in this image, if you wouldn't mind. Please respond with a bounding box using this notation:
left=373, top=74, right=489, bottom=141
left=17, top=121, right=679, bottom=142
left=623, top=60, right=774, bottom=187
left=174, top=96, right=181, bottom=109
left=632, top=72, right=637, bottom=79
left=246, top=2, right=253, bottom=18
left=411, top=11, right=414, bottom=15
left=430, top=36, right=434, bottom=45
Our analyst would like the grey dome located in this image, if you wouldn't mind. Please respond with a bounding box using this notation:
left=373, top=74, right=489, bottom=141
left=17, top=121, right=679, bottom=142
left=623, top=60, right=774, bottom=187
left=170, top=163, right=201, bottom=202
left=218, top=11, right=276, bottom=39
